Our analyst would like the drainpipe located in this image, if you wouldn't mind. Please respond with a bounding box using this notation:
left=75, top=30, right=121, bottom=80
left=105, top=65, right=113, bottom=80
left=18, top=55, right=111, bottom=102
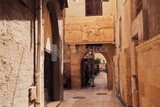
left=36, top=0, right=43, bottom=106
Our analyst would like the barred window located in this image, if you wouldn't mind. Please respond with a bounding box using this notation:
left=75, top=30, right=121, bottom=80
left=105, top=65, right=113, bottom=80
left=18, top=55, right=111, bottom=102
left=85, top=0, right=102, bottom=16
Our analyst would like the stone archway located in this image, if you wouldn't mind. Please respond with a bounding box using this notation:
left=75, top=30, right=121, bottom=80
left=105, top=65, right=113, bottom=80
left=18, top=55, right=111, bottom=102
left=70, top=44, right=115, bottom=90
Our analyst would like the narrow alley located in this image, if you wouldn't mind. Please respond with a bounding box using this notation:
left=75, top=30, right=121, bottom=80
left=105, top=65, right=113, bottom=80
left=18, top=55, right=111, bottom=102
left=1, top=0, right=160, bottom=107
left=59, top=71, right=124, bottom=107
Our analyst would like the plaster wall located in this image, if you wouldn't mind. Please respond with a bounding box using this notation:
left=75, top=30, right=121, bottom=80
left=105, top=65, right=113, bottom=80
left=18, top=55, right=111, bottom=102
left=0, top=1, right=35, bottom=106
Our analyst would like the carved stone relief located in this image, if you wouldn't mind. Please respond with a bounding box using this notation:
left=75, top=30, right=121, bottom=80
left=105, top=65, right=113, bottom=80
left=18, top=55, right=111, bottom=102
left=65, top=16, right=114, bottom=44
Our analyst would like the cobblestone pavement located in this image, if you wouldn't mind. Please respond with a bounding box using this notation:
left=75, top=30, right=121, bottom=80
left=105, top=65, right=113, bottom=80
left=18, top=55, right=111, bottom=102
left=58, top=72, right=124, bottom=107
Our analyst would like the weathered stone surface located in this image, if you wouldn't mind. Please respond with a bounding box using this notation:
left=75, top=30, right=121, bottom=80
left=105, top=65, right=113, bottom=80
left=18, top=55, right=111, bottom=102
left=136, top=34, right=160, bottom=107
left=65, top=16, right=114, bottom=45
left=0, top=1, right=34, bottom=106
left=114, top=0, right=132, bottom=106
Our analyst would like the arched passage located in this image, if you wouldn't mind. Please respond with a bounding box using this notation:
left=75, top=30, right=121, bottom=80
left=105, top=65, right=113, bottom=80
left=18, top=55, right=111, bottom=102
left=80, top=52, right=113, bottom=89
left=70, top=44, right=115, bottom=90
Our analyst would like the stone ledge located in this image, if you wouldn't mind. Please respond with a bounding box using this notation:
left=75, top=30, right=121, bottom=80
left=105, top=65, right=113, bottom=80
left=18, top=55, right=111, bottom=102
left=136, top=33, right=160, bottom=52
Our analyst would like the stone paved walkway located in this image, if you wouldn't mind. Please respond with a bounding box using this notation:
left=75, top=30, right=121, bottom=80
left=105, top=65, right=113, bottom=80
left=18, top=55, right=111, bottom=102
left=58, top=72, right=124, bottom=107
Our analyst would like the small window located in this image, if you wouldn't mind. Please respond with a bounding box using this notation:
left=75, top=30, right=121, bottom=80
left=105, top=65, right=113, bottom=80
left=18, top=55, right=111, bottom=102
left=85, top=0, right=102, bottom=16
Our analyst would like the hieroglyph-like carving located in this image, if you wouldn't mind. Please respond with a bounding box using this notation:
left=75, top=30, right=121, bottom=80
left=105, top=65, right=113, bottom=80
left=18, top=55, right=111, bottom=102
left=65, top=23, right=111, bottom=41
left=65, top=16, right=114, bottom=44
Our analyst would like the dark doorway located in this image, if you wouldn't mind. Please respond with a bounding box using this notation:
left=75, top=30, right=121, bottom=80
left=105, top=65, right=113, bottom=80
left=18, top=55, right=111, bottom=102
left=63, top=63, right=71, bottom=89
left=81, top=58, right=94, bottom=87
left=81, top=52, right=95, bottom=87
left=81, top=52, right=108, bottom=88
left=44, top=50, right=54, bottom=101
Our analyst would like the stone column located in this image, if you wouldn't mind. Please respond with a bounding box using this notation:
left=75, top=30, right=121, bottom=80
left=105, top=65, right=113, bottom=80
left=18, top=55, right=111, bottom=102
left=70, top=45, right=82, bottom=89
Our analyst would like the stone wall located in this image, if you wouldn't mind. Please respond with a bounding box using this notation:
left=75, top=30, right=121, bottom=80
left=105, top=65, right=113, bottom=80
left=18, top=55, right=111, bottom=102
left=0, top=0, right=35, bottom=106
left=115, top=0, right=160, bottom=107
left=119, top=48, right=132, bottom=106
left=136, top=34, right=160, bottom=107
left=114, top=0, right=132, bottom=106
left=143, top=0, right=160, bottom=38
left=119, top=51, right=128, bottom=104
left=131, top=1, right=160, bottom=106
left=70, top=45, right=86, bottom=89
left=121, top=0, right=131, bottom=49
left=131, top=0, right=160, bottom=39
left=65, top=16, right=114, bottom=45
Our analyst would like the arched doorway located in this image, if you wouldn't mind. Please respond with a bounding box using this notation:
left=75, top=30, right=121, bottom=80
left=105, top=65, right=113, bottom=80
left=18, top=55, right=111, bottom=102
left=81, top=52, right=108, bottom=88
left=69, top=44, right=115, bottom=89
